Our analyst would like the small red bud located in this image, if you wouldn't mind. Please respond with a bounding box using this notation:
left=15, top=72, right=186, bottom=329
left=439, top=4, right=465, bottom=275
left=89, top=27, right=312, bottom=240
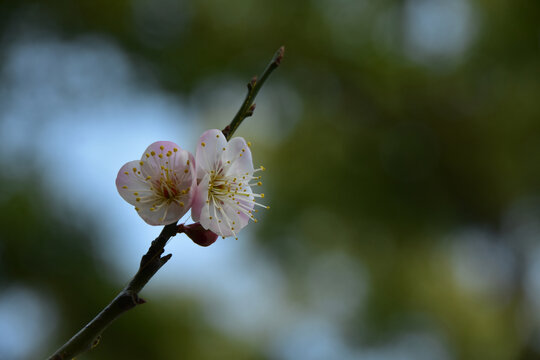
left=179, top=223, right=218, bottom=247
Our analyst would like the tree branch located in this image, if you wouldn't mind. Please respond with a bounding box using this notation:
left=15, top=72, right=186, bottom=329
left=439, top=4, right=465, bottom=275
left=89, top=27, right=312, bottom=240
left=47, top=223, right=177, bottom=360
left=47, top=46, right=284, bottom=360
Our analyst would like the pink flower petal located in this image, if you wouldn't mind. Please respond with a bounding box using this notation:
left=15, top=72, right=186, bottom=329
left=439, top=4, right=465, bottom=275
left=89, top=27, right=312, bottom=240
left=116, top=160, right=153, bottom=206
left=138, top=200, right=189, bottom=226
left=116, top=141, right=196, bottom=226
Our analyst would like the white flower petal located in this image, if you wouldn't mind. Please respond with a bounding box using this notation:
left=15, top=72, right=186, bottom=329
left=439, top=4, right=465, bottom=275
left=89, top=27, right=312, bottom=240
left=196, top=129, right=227, bottom=179
left=191, top=173, right=210, bottom=222
left=223, top=137, right=254, bottom=177
left=137, top=205, right=165, bottom=226
left=136, top=200, right=186, bottom=226
left=234, top=185, right=254, bottom=228
left=198, top=202, right=212, bottom=233
left=204, top=199, right=241, bottom=238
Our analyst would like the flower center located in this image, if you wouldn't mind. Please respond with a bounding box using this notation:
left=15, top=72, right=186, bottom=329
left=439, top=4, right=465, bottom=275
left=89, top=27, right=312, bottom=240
left=159, top=178, right=179, bottom=200
left=204, top=166, right=268, bottom=239
left=208, top=171, right=229, bottom=201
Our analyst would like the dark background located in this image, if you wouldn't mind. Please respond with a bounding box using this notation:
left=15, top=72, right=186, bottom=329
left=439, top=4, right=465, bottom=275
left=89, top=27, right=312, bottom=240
left=1, top=0, right=540, bottom=359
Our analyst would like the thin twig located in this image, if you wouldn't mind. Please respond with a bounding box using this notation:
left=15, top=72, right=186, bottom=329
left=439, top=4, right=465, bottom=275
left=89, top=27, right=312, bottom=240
left=222, top=46, right=284, bottom=140
left=47, top=47, right=284, bottom=360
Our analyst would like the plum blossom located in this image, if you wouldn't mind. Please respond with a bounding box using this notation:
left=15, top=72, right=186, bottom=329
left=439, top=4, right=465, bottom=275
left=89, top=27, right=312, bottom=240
left=191, top=129, right=267, bottom=239
left=116, top=141, right=196, bottom=225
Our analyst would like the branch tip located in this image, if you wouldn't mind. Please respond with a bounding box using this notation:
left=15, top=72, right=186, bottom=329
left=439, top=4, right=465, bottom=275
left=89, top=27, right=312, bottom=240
left=274, top=46, right=285, bottom=65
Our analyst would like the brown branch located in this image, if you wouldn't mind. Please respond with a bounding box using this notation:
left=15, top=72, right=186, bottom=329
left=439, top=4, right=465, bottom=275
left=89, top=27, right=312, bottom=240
left=47, top=223, right=177, bottom=360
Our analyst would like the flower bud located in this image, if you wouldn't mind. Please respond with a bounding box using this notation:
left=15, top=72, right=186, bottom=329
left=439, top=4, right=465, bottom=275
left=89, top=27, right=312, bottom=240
left=179, top=223, right=218, bottom=247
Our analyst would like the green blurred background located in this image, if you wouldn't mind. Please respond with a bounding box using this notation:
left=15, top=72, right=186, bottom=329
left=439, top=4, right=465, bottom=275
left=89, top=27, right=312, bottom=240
left=1, top=0, right=540, bottom=359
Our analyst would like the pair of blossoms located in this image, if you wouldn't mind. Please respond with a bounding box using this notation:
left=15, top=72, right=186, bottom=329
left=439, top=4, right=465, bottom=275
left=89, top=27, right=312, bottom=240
left=116, top=129, right=266, bottom=245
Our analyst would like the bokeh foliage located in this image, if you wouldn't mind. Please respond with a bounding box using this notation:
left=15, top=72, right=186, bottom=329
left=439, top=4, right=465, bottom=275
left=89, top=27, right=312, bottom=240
left=1, top=0, right=540, bottom=359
